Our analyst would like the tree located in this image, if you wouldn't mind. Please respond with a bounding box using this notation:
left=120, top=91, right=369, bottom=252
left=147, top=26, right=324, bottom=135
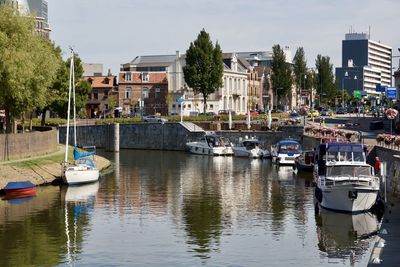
left=315, top=55, right=336, bottom=106
left=183, top=29, right=223, bottom=113
left=271, top=45, right=293, bottom=106
left=48, top=54, right=92, bottom=119
left=293, top=47, right=307, bottom=90
left=0, top=6, right=59, bottom=133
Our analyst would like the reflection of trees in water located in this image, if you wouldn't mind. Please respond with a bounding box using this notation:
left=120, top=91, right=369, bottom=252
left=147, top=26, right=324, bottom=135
left=0, top=186, right=67, bottom=266
left=182, top=193, right=223, bottom=259
left=314, top=208, right=379, bottom=261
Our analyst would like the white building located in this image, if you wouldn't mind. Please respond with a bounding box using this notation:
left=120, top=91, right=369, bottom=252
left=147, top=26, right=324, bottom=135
left=168, top=52, right=249, bottom=115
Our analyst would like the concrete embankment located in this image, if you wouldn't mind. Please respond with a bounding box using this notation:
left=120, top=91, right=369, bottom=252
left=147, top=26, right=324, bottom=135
left=58, top=122, right=304, bottom=151
left=0, top=145, right=111, bottom=190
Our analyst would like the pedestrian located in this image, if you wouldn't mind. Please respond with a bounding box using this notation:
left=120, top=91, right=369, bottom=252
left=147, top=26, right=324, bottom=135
left=374, top=156, right=381, bottom=176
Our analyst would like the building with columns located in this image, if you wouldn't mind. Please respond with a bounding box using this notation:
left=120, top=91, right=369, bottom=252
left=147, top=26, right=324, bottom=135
left=120, top=51, right=249, bottom=116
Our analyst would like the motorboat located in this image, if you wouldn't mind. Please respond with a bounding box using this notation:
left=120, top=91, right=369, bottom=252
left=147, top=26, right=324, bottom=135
left=293, top=150, right=315, bottom=172
left=271, top=139, right=302, bottom=165
left=62, top=49, right=99, bottom=185
left=232, top=136, right=270, bottom=158
left=314, top=142, right=380, bottom=213
left=186, top=133, right=233, bottom=156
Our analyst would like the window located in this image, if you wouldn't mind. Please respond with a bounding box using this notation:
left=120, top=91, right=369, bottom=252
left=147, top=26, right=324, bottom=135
left=188, top=104, right=191, bottom=108
left=141, top=72, right=149, bottom=82
left=210, top=104, right=214, bottom=109
left=94, top=93, right=98, bottom=99
left=126, top=87, right=132, bottom=99
left=142, top=87, right=149, bottom=99
left=155, top=88, right=161, bottom=98
left=125, top=72, right=131, bottom=81
left=172, top=104, right=176, bottom=108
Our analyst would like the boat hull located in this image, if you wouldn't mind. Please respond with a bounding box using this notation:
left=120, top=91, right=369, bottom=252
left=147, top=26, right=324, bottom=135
left=232, top=147, right=262, bottom=158
left=294, top=160, right=314, bottom=172
left=63, top=168, right=99, bottom=185
left=315, top=184, right=379, bottom=213
left=273, top=154, right=300, bottom=165
left=187, top=143, right=232, bottom=156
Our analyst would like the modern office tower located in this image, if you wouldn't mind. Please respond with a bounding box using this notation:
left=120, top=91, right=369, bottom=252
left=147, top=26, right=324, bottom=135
left=336, top=32, right=392, bottom=99
left=0, top=0, right=50, bottom=40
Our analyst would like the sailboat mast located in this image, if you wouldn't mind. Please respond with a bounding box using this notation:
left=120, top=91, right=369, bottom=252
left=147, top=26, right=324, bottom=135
left=72, top=53, right=77, bottom=147
left=65, top=49, right=74, bottom=163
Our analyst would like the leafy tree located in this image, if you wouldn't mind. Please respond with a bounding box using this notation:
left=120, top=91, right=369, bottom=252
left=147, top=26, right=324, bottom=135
left=315, top=55, right=336, bottom=105
left=293, top=47, right=307, bottom=90
left=183, top=29, right=223, bottom=113
left=49, top=54, right=92, bottom=119
left=271, top=44, right=293, bottom=105
left=0, top=6, right=59, bottom=133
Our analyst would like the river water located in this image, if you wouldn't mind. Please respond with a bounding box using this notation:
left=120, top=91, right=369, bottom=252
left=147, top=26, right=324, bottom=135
left=0, top=150, right=379, bottom=266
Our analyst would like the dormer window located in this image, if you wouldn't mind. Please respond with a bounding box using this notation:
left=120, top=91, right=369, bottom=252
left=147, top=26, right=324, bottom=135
left=125, top=72, right=132, bottom=81
left=141, top=72, right=149, bottom=82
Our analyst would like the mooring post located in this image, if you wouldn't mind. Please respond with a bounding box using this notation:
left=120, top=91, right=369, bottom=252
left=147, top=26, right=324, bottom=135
left=106, top=123, right=119, bottom=152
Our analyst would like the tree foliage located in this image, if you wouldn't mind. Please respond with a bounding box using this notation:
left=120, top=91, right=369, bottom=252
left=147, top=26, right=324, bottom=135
left=48, top=54, right=92, bottom=119
left=293, top=47, right=307, bottom=90
left=315, top=55, right=336, bottom=104
left=183, top=29, right=223, bottom=113
left=0, top=6, right=59, bottom=132
left=271, top=45, right=293, bottom=98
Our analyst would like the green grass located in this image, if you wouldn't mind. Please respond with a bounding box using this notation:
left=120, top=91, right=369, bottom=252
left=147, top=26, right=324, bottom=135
left=22, top=118, right=67, bottom=127
left=12, top=146, right=72, bottom=168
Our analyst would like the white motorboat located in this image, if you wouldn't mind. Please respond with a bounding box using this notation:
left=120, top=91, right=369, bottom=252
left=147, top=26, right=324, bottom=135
left=62, top=49, right=100, bottom=185
left=271, top=139, right=302, bottom=165
left=232, top=136, right=270, bottom=158
left=186, top=133, right=233, bottom=156
left=314, top=142, right=380, bottom=213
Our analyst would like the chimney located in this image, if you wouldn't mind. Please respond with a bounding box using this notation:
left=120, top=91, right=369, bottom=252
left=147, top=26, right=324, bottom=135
left=176, top=50, right=180, bottom=59
left=107, top=68, right=112, bottom=76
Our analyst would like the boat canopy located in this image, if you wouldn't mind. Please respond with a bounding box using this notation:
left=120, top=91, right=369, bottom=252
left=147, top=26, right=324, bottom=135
left=4, top=181, right=35, bottom=190
left=277, top=140, right=300, bottom=146
left=73, top=145, right=96, bottom=161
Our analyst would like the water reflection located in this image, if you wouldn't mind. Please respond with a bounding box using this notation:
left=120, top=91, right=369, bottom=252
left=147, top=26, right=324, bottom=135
left=62, top=182, right=99, bottom=266
left=0, top=150, right=379, bottom=266
left=0, top=186, right=64, bottom=266
left=315, top=208, right=379, bottom=261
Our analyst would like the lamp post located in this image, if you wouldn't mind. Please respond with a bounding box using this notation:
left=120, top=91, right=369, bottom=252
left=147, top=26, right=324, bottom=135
left=140, top=71, right=143, bottom=117
left=303, top=74, right=307, bottom=106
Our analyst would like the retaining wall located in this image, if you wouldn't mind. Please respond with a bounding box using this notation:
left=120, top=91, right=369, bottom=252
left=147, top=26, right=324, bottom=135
left=59, top=123, right=304, bottom=151
left=0, top=127, right=58, bottom=161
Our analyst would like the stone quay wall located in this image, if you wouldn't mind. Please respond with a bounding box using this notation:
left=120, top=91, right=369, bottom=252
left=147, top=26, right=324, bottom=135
left=0, top=127, right=58, bottom=161
left=58, top=123, right=304, bottom=151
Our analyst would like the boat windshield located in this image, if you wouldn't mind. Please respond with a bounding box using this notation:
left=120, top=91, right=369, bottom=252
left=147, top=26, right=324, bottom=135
left=326, top=165, right=372, bottom=177
left=326, top=151, right=365, bottom=162
left=243, top=141, right=259, bottom=150
left=279, top=143, right=301, bottom=154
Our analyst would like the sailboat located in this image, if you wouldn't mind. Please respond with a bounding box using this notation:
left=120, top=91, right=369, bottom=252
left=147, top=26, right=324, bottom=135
left=62, top=49, right=99, bottom=185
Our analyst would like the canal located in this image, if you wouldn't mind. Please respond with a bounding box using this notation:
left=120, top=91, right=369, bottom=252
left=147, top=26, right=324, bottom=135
left=0, top=150, right=379, bottom=266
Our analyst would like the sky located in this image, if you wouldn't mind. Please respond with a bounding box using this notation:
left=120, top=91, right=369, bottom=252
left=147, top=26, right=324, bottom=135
left=49, top=0, right=400, bottom=76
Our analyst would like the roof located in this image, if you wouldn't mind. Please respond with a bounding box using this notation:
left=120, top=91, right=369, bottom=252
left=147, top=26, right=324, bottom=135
left=130, top=55, right=177, bottom=65
left=324, top=142, right=364, bottom=152
left=276, top=139, right=300, bottom=145
left=83, top=76, right=116, bottom=88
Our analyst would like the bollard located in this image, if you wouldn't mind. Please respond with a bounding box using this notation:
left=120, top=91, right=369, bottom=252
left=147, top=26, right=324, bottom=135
left=106, top=123, right=120, bottom=152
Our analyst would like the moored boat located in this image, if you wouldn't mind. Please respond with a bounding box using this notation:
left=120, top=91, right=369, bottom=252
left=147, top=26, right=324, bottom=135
left=271, top=139, right=302, bottom=165
left=186, top=133, right=233, bottom=156
left=314, top=142, right=380, bottom=213
left=294, top=150, right=315, bottom=172
left=232, top=136, right=270, bottom=158
left=3, top=181, right=36, bottom=195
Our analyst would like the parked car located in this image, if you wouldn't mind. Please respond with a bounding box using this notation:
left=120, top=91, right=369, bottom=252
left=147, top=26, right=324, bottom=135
left=249, top=110, right=259, bottom=116
left=307, top=110, right=320, bottom=117
left=289, top=112, right=301, bottom=122
left=336, top=107, right=347, bottom=114
left=142, top=115, right=168, bottom=123
left=218, top=110, right=236, bottom=116
left=320, top=109, right=333, bottom=116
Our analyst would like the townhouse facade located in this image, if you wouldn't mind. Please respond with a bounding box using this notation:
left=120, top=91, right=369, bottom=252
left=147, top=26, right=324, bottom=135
left=83, top=74, right=118, bottom=118
left=119, top=55, right=171, bottom=116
